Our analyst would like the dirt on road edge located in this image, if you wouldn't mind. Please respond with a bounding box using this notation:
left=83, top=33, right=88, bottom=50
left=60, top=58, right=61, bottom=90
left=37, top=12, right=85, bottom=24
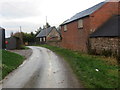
left=8, top=49, right=32, bottom=59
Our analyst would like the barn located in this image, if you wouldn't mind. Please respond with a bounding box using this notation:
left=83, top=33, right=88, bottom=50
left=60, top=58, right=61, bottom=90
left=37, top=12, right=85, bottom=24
left=89, top=15, right=120, bottom=57
left=60, top=1, right=119, bottom=52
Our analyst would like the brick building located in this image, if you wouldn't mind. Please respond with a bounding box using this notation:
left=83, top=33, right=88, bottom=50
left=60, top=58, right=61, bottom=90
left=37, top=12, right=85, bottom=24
left=60, top=0, right=119, bottom=52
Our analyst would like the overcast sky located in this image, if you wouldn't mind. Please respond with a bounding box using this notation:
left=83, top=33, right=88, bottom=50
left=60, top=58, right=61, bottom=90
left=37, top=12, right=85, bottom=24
left=0, top=0, right=107, bottom=37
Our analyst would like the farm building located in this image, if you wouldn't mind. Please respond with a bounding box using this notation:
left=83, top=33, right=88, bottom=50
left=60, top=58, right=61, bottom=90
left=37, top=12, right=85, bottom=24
left=0, top=27, right=5, bottom=49
left=60, top=0, right=119, bottom=52
left=6, top=36, right=21, bottom=50
left=36, top=27, right=61, bottom=44
left=89, top=15, right=120, bottom=57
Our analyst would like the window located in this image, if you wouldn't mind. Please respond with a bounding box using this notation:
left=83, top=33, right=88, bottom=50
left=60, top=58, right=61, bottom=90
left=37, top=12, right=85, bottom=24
left=40, top=38, right=42, bottom=42
left=78, top=19, right=83, bottom=29
left=64, top=25, right=67, bottom=32
left=43, top=37, right=46, bottom=42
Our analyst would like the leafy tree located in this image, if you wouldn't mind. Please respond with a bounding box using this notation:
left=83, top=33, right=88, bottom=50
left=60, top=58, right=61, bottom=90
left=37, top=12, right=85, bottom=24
left=43, top=22, right=51, bottom=29
left=22, top=32, right=36, bottom=43
left=13, top=32, right=36, bottom=43
left=35, top=27, right=42, bottom=36
left=46, top=22, right=51, bottom=28
left=12, top=32, right=24, bottom=45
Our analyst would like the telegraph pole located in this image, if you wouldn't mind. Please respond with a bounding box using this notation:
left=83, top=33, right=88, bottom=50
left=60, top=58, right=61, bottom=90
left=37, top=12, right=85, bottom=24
left=20, top=26, right=23, bottom=45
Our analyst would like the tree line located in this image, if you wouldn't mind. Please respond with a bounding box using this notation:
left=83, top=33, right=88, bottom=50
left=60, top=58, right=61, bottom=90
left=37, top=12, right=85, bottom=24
left=11, top=23, right=51, bottom=44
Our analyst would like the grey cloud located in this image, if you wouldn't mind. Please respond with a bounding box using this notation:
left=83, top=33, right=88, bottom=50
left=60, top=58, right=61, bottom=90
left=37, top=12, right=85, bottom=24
left=2, top=21, right=40, bottom=37
left=1, top=21, right=40, bottom=29
left=0, top=1, right=41, bottom=19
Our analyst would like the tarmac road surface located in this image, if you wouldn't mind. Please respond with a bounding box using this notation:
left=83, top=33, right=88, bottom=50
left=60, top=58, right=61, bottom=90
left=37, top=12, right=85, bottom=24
left=1, top=46, right=82, bottom=88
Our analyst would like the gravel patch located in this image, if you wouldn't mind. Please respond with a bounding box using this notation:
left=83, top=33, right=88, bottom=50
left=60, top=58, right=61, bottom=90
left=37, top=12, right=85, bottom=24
left=8, top=49, right=32, bottom=59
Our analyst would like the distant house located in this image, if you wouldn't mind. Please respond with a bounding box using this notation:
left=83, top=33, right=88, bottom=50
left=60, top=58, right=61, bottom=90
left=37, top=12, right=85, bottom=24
left=60, top=1, right=119, bottom=52
left=0, top=27, right=5, bottom=49
left=89, top=15, right=120, bottom=57
left=36, top=27, right=61, bottom=44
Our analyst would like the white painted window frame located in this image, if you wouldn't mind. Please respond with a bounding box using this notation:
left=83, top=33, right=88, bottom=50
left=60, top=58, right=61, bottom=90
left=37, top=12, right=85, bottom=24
left=40, top=38, right=42, bottom=42
left=43, top=37, right=46, bottom=42
left=78, top=19, right=83, bottom=29
left=64, top=25, right=67, bottom=32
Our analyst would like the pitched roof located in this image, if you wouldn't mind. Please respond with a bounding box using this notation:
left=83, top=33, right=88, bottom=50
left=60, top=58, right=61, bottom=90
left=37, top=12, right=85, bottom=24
left=90, top=15, right=120, bottom=37
left=36, top=27, right=57, bottom=38
left=61, top=2, right=106, bottom=25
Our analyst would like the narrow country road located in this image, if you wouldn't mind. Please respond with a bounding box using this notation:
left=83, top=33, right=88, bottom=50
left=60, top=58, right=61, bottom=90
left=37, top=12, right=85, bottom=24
left=1, top=46, right=82, bottom=88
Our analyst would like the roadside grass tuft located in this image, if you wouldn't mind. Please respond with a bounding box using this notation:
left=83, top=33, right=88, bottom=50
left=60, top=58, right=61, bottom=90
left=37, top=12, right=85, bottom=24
left=0, top=50, right=25, bottom=80
left=39, top=45, right=119, bottom=88
left=20, top=45, right=30, bottom=50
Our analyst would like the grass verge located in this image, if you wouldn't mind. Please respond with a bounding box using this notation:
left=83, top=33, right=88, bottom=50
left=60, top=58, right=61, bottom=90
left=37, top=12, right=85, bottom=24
left=38, top=45, right=119, bottom=88
left=0, top=50, right=25, bottom=80
left=20, top=45, right=30, bottom=50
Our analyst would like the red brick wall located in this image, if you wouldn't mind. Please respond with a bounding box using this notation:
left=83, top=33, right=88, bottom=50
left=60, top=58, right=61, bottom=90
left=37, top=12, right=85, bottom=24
left=60, top=1, right=119, bottom=52
left=61, top=17, right=90, bottom=52
left=90, top=1, right=119, bottom=32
